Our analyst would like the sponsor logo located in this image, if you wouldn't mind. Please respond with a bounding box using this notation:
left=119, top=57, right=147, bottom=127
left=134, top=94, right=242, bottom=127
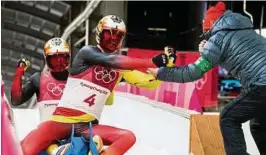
left=80, top=82, right=108, bottom=95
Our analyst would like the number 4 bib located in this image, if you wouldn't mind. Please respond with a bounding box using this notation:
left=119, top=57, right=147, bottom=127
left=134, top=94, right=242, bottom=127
left=58, top=78, right=111, bottom=120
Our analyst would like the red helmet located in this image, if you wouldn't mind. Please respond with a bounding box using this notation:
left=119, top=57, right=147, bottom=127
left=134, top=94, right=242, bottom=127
left=96, top=15, right=126, bottom=53
left=44, top=38, right=70, bottom=72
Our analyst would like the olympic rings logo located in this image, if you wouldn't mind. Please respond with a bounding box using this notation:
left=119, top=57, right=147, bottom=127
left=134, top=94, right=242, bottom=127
left=46, top=83, right=65, bottom=96
left=94, top=66, right=118, bottom=83
left=195, top=74, right=207, bottom=90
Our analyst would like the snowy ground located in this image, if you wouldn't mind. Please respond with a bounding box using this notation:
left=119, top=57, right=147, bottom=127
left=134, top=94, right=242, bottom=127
left=12, top=93, right=259, bottom=155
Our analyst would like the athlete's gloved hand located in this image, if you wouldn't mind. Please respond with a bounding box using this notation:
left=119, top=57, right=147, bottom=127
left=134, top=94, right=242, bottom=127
left=152, top=46, right=177, bottom=67
left=17, top=58, right=31, bottom=71
left=152, top=53, right=169, bottom=67
left=164, top=46, right=176, bottom=67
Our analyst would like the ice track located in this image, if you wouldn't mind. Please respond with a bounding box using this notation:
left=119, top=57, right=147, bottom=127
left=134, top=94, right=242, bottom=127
left=13, top=92, right=259, bottom=155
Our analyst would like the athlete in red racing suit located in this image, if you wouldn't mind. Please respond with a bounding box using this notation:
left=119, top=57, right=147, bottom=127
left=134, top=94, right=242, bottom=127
left=11, top=38, right=70, bottom=123
left=21, top=15, right=174, bottom=155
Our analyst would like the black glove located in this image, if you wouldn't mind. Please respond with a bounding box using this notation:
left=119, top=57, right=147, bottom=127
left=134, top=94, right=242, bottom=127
left=164, top=46, right=177, bottom=67
left=152, top=53, right=169, bottom=67
left=17, top=58, right=31, bottom=71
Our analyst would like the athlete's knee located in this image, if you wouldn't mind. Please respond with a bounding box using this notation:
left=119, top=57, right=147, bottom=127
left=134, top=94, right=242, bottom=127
left=39, top=120, right=55, bottom=129
left=21, top=121, right=56, bottom=155
left=120, top=129, right=136, bottom=145
left=21, top=141, right=38, bottom=155
left=22, top=147, right=35, bottom=155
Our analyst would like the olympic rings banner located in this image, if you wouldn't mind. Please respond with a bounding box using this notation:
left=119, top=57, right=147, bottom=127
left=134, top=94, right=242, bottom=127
left=115, top=48, right=218, bottom=113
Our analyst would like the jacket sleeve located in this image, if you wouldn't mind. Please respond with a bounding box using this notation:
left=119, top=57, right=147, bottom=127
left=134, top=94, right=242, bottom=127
left=156, top=36, right=222, bottom=83
left=79, top=46, right=157, bottom=70
left=11, top=69, right=40, bottom=106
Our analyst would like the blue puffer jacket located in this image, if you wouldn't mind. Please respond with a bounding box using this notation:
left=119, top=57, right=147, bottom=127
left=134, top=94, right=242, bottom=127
left=157, top=10, right=266, bottom=90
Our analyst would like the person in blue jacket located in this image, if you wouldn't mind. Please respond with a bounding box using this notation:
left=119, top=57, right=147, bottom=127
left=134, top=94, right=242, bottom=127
left=148, top=2, right=266, bottom=155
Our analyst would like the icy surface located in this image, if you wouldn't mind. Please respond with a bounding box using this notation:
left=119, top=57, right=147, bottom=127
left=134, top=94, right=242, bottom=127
left=12, top=93, right=259, bottom=155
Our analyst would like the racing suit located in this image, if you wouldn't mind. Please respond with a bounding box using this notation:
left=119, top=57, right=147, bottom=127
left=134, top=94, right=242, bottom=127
left=11, top=67, right=68, bottom=122
left=21, top=45, right=162, bottom=155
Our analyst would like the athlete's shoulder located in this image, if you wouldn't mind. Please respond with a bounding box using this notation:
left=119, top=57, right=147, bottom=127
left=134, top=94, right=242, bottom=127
left=79, top=45, right=99, bottom=55
left=70, top=45, right=99, bottom=75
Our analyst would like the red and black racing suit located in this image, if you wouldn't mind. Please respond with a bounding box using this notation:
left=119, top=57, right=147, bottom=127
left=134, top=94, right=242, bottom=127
left=21, top=45, right=160, bottom=155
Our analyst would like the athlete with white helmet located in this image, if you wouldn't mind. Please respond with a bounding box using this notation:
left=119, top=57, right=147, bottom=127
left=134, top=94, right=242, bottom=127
left=21, top=15, right=175, bottom=155
left=11, top=37, right=71, bottom=123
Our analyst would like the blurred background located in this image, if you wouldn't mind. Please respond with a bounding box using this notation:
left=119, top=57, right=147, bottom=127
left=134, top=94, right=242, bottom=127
left=1, top=1, right=266, bottom=111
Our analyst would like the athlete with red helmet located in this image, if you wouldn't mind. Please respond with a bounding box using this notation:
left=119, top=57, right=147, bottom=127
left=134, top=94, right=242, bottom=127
left=21, top=15, right=175, bottom=155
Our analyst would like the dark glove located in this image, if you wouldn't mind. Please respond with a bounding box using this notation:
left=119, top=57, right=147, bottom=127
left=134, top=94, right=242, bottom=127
left=152, top=53, right=169, bottom=67
left=164, top=46, right=177, bottom=67
left=17, top=58, right=31, bottom=71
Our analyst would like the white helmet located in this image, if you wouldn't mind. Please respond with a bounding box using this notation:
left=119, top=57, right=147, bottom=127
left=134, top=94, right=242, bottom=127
left=44, top=38, right=71, bottom=72
left=96, top=15, right=126, bottom=53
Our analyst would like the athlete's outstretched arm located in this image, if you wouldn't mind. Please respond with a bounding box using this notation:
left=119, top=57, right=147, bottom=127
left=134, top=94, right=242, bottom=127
left=79, top=46, right=158, bottom=70
left=155, top=38, right=221, bottom=83
left=11, top=67, right=39, bottom=106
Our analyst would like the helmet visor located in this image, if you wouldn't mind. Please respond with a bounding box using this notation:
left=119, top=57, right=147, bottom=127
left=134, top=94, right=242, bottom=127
left=46, top=53, right=70, bottom=72
left=100, top=29, right=125, bottom=53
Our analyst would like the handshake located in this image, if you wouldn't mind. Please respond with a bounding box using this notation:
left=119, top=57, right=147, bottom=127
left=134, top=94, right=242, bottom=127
left=152, top=46, right=177, bottom=68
